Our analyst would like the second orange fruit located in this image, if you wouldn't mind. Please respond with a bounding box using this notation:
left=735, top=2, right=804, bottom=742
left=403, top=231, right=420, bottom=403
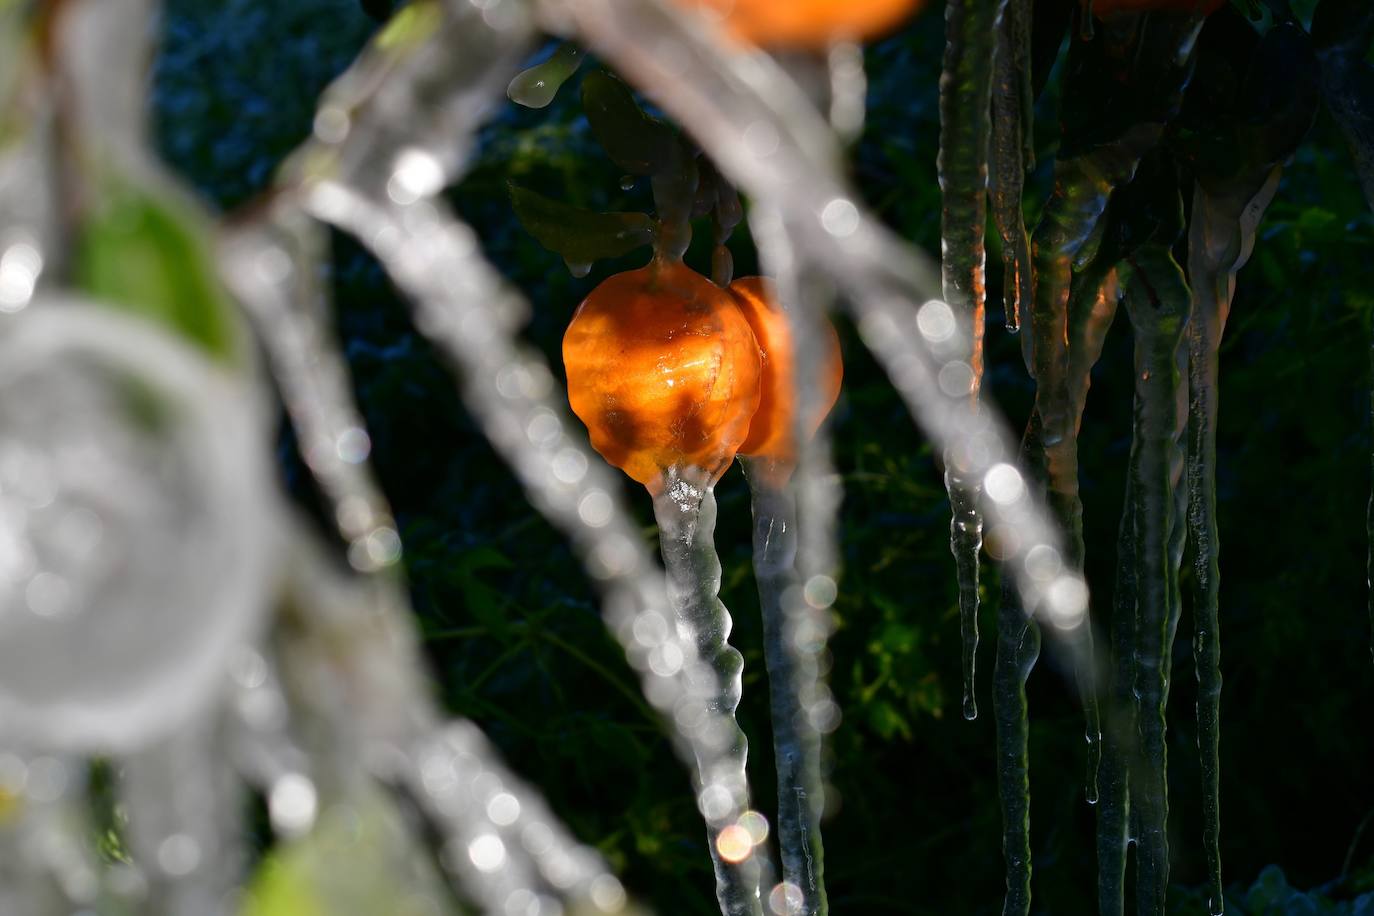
left=681, top=0, right=924, bottom=48
left=731, top=276, right=844, bottom=481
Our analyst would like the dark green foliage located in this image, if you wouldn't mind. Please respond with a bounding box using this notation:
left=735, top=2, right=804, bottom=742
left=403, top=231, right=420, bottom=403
left=507, top=183, right=656, bottom=265
left=153, top=1, right=1374, bottom=913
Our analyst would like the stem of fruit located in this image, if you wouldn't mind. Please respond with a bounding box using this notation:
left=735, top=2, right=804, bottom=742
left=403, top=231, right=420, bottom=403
left=652, top=475, right=764, bottom=916
left=742, top=461, right=828, bottom=916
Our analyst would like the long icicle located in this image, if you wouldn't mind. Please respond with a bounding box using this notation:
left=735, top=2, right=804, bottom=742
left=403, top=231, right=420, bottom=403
left=652, top=482, right=765, bottom=916
left=1065, top=262, right=1121, bottom=805
left=1121, top=244, right=1190, bottom=916
left=989, top=0, right=1033, bottom=336
left=994, top=417, right=1044, bottom=916
left=1185, top=167, right=1283, bottom=916
left=740, top=468, right=826, bottom=916
left=743, top=205, right=843, bottom=916
left=1098, top=441, right=1138, bottom=916
left=939, top=0, right=1007, bottom=722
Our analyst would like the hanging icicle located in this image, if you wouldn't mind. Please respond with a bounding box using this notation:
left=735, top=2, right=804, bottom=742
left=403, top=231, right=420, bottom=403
left=1118, top=163, right=1191, bottom=911
left=989, top=0, right=1033, bottom=335
left=938, top=0, right=1009, bottom=723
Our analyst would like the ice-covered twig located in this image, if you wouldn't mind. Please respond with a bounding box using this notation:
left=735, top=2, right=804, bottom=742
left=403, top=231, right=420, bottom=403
left=220, top=207, right=401, bottom=573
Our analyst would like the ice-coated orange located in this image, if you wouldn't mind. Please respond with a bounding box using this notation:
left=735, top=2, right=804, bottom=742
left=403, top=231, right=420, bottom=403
left=730, top=277, right=843, bottom=479
left=1092, top=0, right=1225, bottom=15
left=680, top=0, right=924, bottom=48
left=563, top=259, right=763, bottom=492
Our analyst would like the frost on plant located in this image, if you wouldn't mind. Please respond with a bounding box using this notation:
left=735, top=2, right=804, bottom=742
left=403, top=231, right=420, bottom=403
left=0, top=0, right=1346, bottom=913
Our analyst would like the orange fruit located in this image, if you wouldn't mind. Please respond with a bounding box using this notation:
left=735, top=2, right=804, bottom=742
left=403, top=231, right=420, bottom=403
left=1092, top=0, right=1224, bottom=15
left=730, top=277, right=843, bottom=481
left=563, top=259, right=763, bottom=493
left=681, top=0, right=923, bottom=48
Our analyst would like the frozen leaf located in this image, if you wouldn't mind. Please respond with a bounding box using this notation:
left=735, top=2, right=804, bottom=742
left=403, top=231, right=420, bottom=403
left=74, top=175, right=242, bottom=365
left=581, top=69, right=687, bottom=177
left=509, top=183, right=656, bottom=266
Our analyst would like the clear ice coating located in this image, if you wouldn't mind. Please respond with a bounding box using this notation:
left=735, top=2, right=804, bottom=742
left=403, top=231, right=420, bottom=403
left=0, top=0, right=1154, bottom=911
left=989, top=0, right=1033, bottom=335
left=653, top=483, right=764, bottom=916
left=741, top=203, right=844, bottom=916
left=507, top=42, right=585, bottom=109
left=937, top=0, right=1007, bottom=723
left=1121, top=243, right=1191, bottom=916
left=1186, top=167, right=1283, bottom=916
left=741, top=469, right=828, bottom=916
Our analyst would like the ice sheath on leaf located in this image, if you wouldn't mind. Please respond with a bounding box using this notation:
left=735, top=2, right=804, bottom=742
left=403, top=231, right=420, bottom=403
left=938, top=0, right=1008, bottom=724
left=1013, top=18, right=1204, bottom=897
left=1170, top=16, right=1319, bottom=911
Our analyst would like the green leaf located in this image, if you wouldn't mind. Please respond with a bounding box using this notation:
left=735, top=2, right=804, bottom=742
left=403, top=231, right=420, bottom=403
left=74, top=174, right=242, bottom=364
left=239, top=786, right=448, bottom=916
left=239, top=856, right=328, bottom=916
left=509, top=182, right=655, bottom=266
left=580, top=70, right=685, bottom=177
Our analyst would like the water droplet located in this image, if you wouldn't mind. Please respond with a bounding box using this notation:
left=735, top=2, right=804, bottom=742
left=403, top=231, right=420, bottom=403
left=564, top=259, right=592, bottom=279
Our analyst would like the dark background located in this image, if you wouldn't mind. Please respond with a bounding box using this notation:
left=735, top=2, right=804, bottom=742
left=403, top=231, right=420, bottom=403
left=152, top=0, right=1374, bottom=912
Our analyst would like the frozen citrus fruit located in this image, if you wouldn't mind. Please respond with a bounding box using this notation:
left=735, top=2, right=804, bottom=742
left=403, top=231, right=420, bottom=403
left=730, top=276, right=843, bottom=481
left=681, top=0, right=923, bottom=48
left=564, top=258, right=763, bottom=492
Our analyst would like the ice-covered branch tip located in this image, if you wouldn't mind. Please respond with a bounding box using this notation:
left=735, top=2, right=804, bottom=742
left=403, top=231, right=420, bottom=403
left=300, top=173, right=762, bottom=873
left=557, top=0, right=1091, bottom=638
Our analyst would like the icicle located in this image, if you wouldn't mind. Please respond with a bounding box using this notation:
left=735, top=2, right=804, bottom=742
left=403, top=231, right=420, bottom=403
left=739, top=471, right=827, bottom=916
left=1064, top=264, right=1120, bottom=804
left=1185, top=167, right=1283, bottom=916
left=740, top=205, right=845, bottom=916
left=653, top=483, right=765, bottom=916
left=1121, top=244, right=1190, bottom=916
left=938, top=0, right=1007, bottom=722
left=1097, top=453, right=1137, bottom=916
left=993, top=423, right=1042, bottom=916
left=989, top=0, right=1033, bottom=335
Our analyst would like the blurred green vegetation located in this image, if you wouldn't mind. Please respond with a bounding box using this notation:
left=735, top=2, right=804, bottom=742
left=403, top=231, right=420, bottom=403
left=152, top=0, right=1374, bottom=912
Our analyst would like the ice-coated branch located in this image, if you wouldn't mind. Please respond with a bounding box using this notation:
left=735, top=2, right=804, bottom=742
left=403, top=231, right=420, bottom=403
left=219, top=207, right=401, bottom=573
left=557, top=0, right=1092, bottom=656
